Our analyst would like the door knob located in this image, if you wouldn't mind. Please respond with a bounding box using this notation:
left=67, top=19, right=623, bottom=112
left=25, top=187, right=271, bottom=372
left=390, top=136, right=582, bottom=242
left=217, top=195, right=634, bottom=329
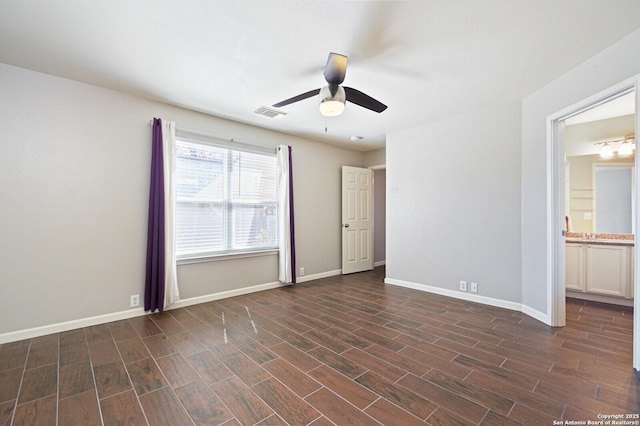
left=343, top=223, right=349, bottom=228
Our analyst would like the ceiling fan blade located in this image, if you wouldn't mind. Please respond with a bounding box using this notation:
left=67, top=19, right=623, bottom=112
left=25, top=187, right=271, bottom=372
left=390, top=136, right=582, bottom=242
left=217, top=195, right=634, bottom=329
left=272, top=89, right=320, bottom=107
left=344, top=87, right=387, bottom=113
left=323, top=53, right=348, bottom=85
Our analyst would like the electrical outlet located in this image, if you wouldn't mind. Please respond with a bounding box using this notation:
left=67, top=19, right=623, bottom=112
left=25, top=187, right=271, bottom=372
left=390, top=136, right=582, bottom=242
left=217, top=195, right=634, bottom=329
left=130, top=294, right=140, bottom=308
left=300, top=267, right=305, bottom=276
left=459, top=280, right=467, bottom=292
left=470, top=282, right=478, bottom=293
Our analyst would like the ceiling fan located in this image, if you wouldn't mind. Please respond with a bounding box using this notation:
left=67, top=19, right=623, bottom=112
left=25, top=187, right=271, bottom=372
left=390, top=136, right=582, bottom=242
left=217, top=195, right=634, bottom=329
left=273, top=52, right=387, bottom=117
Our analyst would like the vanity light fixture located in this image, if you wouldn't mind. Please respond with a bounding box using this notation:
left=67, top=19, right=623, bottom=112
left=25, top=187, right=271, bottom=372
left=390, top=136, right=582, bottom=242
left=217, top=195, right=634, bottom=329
left=619, top=140, right=633, bottom=156
left=599, top=142, right=613, bottom=158
left=594, top=135, right=636, bottom=158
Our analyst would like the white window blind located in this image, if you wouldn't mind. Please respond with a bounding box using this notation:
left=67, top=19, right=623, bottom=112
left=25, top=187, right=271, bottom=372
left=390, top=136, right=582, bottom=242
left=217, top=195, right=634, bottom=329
left=175, top=138, right=278, bottom=258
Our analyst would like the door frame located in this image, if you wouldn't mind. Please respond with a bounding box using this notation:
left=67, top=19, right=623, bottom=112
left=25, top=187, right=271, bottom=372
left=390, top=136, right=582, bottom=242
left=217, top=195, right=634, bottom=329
left=547, top=76, right=640, bottom=370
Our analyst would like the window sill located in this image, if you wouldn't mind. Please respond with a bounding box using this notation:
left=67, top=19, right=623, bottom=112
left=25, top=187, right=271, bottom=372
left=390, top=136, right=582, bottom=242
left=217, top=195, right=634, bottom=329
left=177, top=249, right=278, bottom=265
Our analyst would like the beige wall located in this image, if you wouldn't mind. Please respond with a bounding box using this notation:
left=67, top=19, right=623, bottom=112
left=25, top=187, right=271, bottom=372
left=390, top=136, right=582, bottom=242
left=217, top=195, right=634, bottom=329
left=0, top=63, right=364, bottom=339
left=364, top=148, right=385, bottom=168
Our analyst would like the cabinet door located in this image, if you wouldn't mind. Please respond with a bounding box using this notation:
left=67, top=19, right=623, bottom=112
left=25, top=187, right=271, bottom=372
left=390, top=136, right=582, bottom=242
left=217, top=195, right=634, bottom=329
left=565, top=244, right=585, bottom=291
left=586, top=245, right=627, bottom=297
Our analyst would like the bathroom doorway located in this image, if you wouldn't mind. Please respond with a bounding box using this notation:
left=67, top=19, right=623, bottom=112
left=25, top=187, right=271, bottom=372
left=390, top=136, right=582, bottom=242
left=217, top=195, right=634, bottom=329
left=549, top=80, right=639, bottom=370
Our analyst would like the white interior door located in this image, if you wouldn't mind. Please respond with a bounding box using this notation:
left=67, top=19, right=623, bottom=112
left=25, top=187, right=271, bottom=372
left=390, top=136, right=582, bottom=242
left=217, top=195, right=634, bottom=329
left=342, top=166, right=373, bottom=274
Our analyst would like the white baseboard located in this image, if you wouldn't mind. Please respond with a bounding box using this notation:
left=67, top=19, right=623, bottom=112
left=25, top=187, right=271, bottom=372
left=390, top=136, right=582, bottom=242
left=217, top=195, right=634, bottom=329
left=384, top=277, right=548, bottom=322
left=0, top=308, right=148, bottom=344
left=0, top=280, right=288, bottom=344
left=297, top=269, right=342, bottom=283
left=521, top=304, right=550, bottom=325
left=374, top=260, right=386, bottom=267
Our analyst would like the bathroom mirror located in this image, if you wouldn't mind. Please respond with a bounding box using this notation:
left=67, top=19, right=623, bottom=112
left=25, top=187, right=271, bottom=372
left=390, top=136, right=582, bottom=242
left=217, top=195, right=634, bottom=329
left=594, top=164, right=634, bottom=233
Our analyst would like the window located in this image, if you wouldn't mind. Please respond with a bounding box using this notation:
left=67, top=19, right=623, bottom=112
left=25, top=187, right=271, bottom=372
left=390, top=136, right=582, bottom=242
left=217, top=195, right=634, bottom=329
left=175, top=138, right=278, bottom=258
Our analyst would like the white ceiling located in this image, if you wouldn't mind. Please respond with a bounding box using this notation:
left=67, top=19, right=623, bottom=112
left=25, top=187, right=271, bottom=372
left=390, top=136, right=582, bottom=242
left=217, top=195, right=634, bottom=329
left=1, top=1, right=640, bottom=151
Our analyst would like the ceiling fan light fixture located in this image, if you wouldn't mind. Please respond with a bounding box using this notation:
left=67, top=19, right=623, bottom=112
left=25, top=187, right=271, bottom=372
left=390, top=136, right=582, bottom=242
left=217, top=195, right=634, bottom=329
left=319, top=85, right=345, bottom=117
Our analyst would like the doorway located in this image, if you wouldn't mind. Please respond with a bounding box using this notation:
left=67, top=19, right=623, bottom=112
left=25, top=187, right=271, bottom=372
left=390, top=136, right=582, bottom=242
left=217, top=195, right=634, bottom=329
left=549, top=80, right=639, bottom=370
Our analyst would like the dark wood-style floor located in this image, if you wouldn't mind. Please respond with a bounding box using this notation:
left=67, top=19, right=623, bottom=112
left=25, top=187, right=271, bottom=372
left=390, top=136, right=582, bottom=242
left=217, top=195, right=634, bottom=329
left=1, top=267, right=638, bottom=425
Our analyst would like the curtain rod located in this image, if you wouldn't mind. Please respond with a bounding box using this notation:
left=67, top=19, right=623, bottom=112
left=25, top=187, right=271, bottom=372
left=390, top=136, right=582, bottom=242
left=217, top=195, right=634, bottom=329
left=149, top=119, right=276, bottom=150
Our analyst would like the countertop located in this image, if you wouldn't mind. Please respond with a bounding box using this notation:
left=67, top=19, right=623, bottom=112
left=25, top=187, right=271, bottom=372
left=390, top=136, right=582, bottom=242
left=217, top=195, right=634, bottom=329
left=566, top=232, right=635, bottom=246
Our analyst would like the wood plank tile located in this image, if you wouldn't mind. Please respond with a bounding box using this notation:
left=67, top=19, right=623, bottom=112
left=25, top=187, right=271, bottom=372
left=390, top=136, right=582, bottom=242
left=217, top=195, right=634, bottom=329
left=58, top=389, right=102, bottom=426
left=398, top=346, right=471, bottom=380
left=0, top=400, right=15, bottom=426
left=535, top=379, right=634, bottom=417
left=0, top=268, right=637, bottom=426
left=100, top=390, right=146, bottom=426
left=187, top=350, right=234, bottom=385
left=116, top=337, right=151, bottom=364
left=256, top=414, right=288, bottom=425
left=508, top=403, right=558, bottom=426
left=59, top=330, right=89, bottom=366
left=269, top=342, right=322, bottom=373
left=12, top=394, right=56, bottom=426
left=218, top=351, right=271, bottom=386
left=453, top=354, right=538, bottom=390
left=425, top=369, right=515, bottom=415
left=232, top=336, right=278, bottom=365
left=175, top=380, right=234, bottom=425
left=251, top=377, right=321, bottom=425
left=107, top=320, right=138, bottom=341
left=87, top=337, right=121, bottom=367
left=143, top=333, right=177, bottom=358
left=166, top=331, right=207, bottom=357
left=262, top=358, right=321, bottom=398
left=126, top=357, right=168, bottom=396
left=356, top=371, right=438, bottom=420
left=342, top=347, right=407, bottom=381
left=427, top=406, right=476, bottom=426
left=129, top=316, right=163, bottom=338
left=435, top=337, right=506, bottom=366
left=395, top=334, right=458, bottom=361
left=364, top=398, right=428, bottom=426
left=59, top=360, right=94, bottom=399
left=0, top=368, right=22, bottom=404
left=211, top=376, right=274, bottom=426
left=303, top=328, right=354, bottom=354
left=397, top=373, right=488, bottom=423
left=480, top=410, right=522, bottom=425
left=307, top=365, right=378, bottom=410
left=465, top=371, right=565, bottom=419
left=307, top=346, right=367, bottom=379
left=84, top=324, right=112, bottom=343
left=271, top=327, right=318, bottom=352
left=0, top=341, right=29, bottom=372
left=93, top=360, right=132, bottom=399
left=154, top=353, right=199, bottom=389
left=365, top=344, right=430, bottom=377
left=597, top=384, right=640, bottom=412
left=18, top=363, right=57, bottom=404
left=305, top=387, right=381, bottom=425
left=25, top=335, right=58, bottom=369
left=139, top=386, right=193, bottom=426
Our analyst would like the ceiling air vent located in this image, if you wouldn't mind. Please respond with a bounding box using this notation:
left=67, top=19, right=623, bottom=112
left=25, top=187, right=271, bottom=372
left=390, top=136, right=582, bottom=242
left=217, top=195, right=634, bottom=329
left=254, top=106, right=288, bottom=119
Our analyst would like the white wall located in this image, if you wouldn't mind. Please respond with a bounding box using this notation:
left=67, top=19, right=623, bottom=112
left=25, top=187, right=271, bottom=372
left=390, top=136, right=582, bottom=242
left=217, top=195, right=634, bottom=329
left=521, top=28, right=640, bottom=317
left=0, top=63, right=363, bottom=339
left=386, top=102, right=522, bottom=305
